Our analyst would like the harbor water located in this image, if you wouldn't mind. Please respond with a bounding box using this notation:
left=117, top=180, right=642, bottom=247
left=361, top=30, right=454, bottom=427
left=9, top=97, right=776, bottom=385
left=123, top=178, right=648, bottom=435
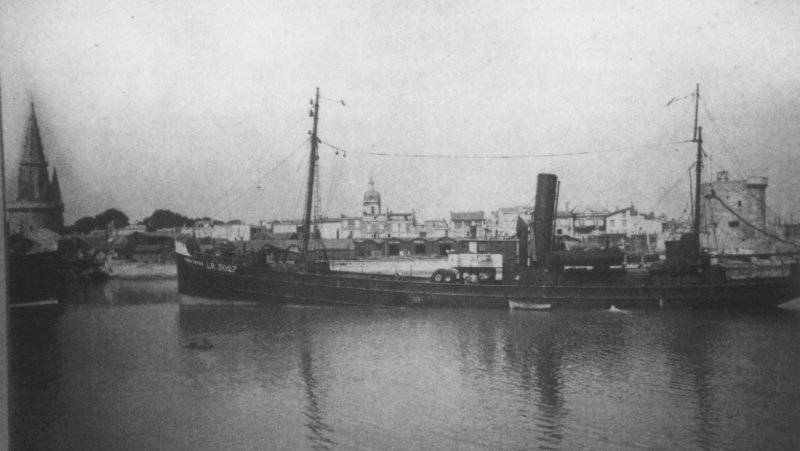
left=10, top=279, right=800, bottom=450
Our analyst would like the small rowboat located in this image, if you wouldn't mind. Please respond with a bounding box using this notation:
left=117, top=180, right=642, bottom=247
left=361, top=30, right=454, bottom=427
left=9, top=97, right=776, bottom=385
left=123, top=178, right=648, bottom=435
left=508, top=300, right=552, bottom=311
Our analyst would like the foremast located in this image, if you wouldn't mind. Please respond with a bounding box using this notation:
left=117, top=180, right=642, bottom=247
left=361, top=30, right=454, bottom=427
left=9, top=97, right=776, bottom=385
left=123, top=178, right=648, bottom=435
left=692, top=84, right=703, bottom=265
left=300, top=88, right=321, bottom=263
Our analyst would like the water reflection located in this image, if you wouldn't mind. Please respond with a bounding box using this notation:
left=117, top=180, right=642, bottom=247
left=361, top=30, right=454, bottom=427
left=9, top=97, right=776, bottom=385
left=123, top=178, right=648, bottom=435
left=65, top=278, right=178, bottom=307
left=10, top=280, right=800, bottom=450
left=501, top=313, right=567, bottom=449
left=177, top=305, right=336, bottom=450
left=9, top=316, right=62, bottom=450
left=661, top=313, right=720, bottom=449
left=296, top=311, right=336, bottom=450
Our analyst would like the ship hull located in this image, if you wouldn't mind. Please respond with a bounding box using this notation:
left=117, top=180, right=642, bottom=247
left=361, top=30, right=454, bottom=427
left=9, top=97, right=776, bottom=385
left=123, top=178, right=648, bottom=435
left=8, top=251, right=64, bottom=315
left=177, top=254, right=800, bottom=310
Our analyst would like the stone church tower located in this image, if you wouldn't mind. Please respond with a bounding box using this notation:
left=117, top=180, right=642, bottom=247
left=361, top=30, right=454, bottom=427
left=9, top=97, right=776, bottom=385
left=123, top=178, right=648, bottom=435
left=6, top=104, right=64, bottom=234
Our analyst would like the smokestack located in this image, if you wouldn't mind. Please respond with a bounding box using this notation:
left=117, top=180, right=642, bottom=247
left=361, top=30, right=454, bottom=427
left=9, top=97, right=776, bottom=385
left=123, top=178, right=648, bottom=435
left=533, top=174, right=558, bottom=264
left=516, top=215, right=528, bottom=267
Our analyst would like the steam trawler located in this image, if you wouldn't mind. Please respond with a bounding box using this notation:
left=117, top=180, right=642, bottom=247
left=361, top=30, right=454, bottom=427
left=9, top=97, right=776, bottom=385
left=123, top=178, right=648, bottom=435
left=176, top=87, right=800, bottom=309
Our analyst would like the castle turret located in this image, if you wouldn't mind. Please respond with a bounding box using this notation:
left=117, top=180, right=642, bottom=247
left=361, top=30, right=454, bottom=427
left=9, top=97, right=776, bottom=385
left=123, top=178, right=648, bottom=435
left=701, top=171, right=768, bottom=253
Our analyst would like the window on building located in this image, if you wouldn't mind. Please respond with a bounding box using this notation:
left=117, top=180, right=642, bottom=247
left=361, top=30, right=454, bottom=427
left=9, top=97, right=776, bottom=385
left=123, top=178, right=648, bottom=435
left=737, top=200, right=742, bottom=207
left=728, top=221, right=740, bottom=228
left=556, top=228, right=563, bottom=235
left=622, top=220, right=627, bottom=227
left=478, top=242, right=487, bottom=253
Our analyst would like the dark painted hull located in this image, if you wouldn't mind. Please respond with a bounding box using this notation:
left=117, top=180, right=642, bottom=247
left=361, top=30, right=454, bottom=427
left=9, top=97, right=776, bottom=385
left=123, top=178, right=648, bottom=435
left=8, top=251, right=64, bottom=315
left=177, top=253, right=800, bottom=310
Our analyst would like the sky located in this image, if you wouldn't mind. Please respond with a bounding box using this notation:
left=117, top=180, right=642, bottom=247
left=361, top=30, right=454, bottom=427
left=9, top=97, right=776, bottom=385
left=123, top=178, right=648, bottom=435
left=2, top=0, right=800, bottom=226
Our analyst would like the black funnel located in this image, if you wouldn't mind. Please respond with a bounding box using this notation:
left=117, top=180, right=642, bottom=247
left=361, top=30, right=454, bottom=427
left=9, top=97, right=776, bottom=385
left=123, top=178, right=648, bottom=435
left=532, top=174, right=558, bottom=264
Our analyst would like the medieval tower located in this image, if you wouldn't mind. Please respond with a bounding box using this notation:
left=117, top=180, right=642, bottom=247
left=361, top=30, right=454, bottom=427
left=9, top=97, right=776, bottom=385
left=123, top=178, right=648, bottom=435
left=701, top=171, right=768, bottom=253
left=6, top=104, right=64, bottom=234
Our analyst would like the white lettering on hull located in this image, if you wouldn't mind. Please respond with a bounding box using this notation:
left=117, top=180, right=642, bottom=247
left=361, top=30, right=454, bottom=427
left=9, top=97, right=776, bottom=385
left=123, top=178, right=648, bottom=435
left=185, top=257, right=238, bottom=273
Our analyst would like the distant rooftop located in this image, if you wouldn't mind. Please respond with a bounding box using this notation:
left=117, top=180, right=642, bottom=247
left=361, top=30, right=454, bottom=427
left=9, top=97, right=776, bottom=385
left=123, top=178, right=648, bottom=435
left=450, top=211, right=484, bottom=221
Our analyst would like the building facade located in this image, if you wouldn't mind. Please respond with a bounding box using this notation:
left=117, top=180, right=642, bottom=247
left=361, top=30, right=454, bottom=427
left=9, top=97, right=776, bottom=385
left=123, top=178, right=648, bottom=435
left=420, top=219, right=449, bottom=238
left=491, top=205, right=533, bottom=238
left=356, top=178, right=415, bottom=239
left=573, top=207, right=609, bottom=236
left=450, top=211, right=486, bottom=238
left=185, top=221, right=251, bottom=241
left=554, top=210, right=575, bottom=237
left=605, top=207, right=662, bottom=236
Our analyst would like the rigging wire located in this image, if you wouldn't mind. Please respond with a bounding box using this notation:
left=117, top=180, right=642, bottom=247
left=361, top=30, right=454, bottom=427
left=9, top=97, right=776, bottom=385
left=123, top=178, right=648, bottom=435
left=701, top=98, right=749, bottom=180
left=689, top=169, right=694, bottom=226
left=664, top=92, right=695, bottom=147
left=210, top=137, right=311, bottom=219
left=646, top=163, right=696, bottom=214
left=200, top=114, right=310, bottom=218
left=701, top=97, right=783, bottom=221
left=273, top=145, right=309, bottom=221
left=292, top=152, right=310, bottom=222
left=320, top=140, right=692, bottom=159
left=324, top=152, right=345, bottom=218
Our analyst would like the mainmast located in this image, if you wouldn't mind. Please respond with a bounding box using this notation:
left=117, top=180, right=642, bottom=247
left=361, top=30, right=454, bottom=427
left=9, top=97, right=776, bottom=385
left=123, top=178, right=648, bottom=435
left=300, top=88, right=320, bottom=263
left=692, top=84, right=703, bottom=264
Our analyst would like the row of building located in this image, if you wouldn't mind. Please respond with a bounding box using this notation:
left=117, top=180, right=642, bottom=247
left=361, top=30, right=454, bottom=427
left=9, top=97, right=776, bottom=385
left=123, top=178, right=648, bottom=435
left=257, top=170, right=786, bottom=255
left=7, top=103, right=789, bottom=259
left=258, top=178, right=679, bottom=251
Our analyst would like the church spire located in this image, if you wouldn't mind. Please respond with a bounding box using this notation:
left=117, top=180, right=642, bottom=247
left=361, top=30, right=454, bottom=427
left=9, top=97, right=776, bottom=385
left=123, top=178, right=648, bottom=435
left=21, top=102, right=46, bottom=165
left=8, top=102, right=65, bottom=233
left=17, top=102, right=51, bottom=201
left=48, top=168, right=62, bottom=202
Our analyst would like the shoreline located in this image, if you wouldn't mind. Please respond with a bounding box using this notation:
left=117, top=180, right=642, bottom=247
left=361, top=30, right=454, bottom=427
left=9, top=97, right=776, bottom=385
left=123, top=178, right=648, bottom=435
left=109, top=261, right=177, bottom=280
left=107, top=257, right=450, bottom=281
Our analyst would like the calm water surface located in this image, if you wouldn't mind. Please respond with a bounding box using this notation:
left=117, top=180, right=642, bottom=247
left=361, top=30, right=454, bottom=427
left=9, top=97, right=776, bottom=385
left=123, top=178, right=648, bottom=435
left=10, top=279, right=800, bottom=450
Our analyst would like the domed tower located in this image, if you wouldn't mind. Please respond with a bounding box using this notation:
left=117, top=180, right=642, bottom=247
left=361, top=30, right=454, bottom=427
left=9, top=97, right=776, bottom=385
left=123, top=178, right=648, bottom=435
left=363, top=177, right=381, bottom=216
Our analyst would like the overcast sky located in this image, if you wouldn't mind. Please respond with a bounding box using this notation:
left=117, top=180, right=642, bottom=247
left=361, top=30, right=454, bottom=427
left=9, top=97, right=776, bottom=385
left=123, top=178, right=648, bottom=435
left=2, top=0, right=800, bottom=225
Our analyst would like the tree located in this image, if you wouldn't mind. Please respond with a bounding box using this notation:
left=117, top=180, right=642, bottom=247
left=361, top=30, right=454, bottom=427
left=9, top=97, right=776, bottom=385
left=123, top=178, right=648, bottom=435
left=95, top=208, right=129, bottom=229
left=71, top=208, right=130, bottom=234
left=74, top=216, right=98, bottom=234
left=144, top=209, right=194, bottom=231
